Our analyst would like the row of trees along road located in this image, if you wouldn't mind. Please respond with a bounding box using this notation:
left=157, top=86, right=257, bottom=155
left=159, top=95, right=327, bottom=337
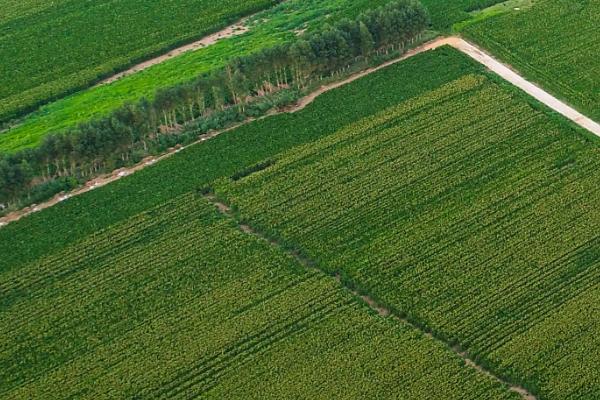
left=0, top=0, right=429, bottom=209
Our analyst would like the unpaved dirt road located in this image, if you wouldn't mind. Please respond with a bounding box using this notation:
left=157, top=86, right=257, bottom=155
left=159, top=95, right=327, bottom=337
left=294, top=37, right=452, bottom=112
left=298, top=37, right=600, bottom=139
left=445, top=37, right=600, bottom=137
left=2, top=36, right=599, bottom=228
left=96, top=22, right=248, bottom=87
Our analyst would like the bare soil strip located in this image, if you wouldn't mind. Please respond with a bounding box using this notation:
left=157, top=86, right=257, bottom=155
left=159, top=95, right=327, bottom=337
left=3, top=36, right=599, bottom=228
left=95, top=21, right=248, bottom=87
left=0, top=38, right=447, bottom=227
left=203, top=193, right=537, bottom=400
left=447, top=37, right=600, bottom=137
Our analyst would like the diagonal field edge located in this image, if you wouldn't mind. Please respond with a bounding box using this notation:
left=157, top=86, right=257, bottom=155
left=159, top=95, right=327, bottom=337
left=2, top=35, right=598, bottom=228
left=202, top=193, right=538, bottom=400
left=444, top=37, right=600, bottom=137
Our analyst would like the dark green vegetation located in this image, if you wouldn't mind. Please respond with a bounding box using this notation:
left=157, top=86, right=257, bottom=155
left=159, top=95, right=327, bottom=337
left=212, top=71, right=600, bottom=399
left=0, top=0, right=507, bottom=154
left=0, top=0, right=277, bottom=123
left=0, top=192, right=518, bottom=398
left=0, top=0, right=394, bottom=153
left=0, top=0, right=430, bottom=213
left=3, top=34, right=599, bottom=397
left=420, top=0, right=506, bottom=29
left=0, top=47, right=476, bottom=274
left=463, top=0, right=600, bottom=120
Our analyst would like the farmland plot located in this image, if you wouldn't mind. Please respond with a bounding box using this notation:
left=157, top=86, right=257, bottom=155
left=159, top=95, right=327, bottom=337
left=0, top=0, right=277, bottom=123
left=0, top=0, right=392, bottom=153
left=0, top=48, right=480, bottom=277
left=463, top=0, right=600, bottom=120
left=0, top=192, right=517, bottom=399
left=213, top=72, right=600, bottom=398
left=420, top=0, right=507, bottom=29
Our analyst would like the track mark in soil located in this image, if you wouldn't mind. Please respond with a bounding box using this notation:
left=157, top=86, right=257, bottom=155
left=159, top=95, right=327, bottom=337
left=203, top=194, right=537, bottom=400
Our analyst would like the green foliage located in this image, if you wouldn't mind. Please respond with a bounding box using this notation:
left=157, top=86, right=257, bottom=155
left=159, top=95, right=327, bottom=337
left=0, top=0, right=277, bottom=123
left=0, top=0, right=430, bottom=210
left=0, top=47, right=479, bottom=274
left=213, top=72, right=600, bottom=398
left=420, top=0, right=506, bottom=29
left=0, top=0, right=393, bottom=153
left=462, top=0, right=600, bottom=120
left=486, top=281, right=600, bottom=399
left=0, top=192, right=517, bottom=398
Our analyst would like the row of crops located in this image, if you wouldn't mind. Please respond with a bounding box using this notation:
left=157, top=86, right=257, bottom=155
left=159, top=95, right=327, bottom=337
left=0, top=0, right=393, bottom=153
left=0, top=0, right=508, bottom=153
left=462, top=0, right=600, bottom=121
left=0, top=48, right=482, bottom=273
left=420, top=0, right=506, bottom=28
left=4, top=44, right=596, bottom=398
left=212, top=72, right=600, bottom=398
left=0, top=0, right=277, bottom=123
left=0, top=191, right=518, bottom=398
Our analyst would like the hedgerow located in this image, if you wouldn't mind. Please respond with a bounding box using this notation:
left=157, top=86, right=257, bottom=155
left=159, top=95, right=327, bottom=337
left=0, top=0, right=394, bottom=154
left=0, top=47, right=481, bottom=273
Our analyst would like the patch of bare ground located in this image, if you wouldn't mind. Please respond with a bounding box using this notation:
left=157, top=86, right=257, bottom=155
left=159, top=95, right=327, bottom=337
left=294, top=28, right=307, bottom=36
left=204, top=194, right=232, bottom=214
left=203, top=194, right=537, bottom=400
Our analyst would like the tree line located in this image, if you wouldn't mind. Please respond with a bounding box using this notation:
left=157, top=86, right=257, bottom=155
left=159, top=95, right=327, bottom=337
left=0, top=0, right=429, bottom=209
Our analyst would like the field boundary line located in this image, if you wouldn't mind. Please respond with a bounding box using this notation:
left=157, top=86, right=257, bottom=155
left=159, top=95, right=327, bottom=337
left=95, top=19, right=249, bottom=87
left=3, top=35, right=599, bottom=228
left=445, top=37, right=600, bottom=137
left=202, top=193, right=537, bottom=400
left=0, top=38, right=448, bottom=228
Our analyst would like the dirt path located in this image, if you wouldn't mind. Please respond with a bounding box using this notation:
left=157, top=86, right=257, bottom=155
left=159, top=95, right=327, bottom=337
left=293, top=38, right=453, bottom=112
left=296, top=36, right=600, bottom=138
left=95, top=21, right=248, bottom=87
left=3, top=36, right=599, bottom=228
left=202, top=193, right=537, bottom=400
left=446, top=37, right=600, bottom=137
left=0, top=146, right=183, bottom=226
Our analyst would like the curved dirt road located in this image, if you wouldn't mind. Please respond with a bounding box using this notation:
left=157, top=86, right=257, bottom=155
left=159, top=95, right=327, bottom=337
left=2, top=36, right=599, bottom=227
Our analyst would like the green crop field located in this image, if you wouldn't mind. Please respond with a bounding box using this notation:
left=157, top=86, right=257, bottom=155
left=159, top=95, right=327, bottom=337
left=0, top=192, right=517, bottom=398
left=420, top=0, right=506, bottom=29
left=0, top=47, right=478, bottom=274
left=0, top=0, right=509, bottom=154
left=0, top=0, right=277, bottom=123
left=0, top=0, right=392, bottom=153
left=211, top=70, right=600, bottom=398
left=2, top=25, right=599, bottom=396
left=462, top=0, right=600, bottom=120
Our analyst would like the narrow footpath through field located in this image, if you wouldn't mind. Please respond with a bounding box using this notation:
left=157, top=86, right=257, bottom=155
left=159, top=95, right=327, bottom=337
left=2, top=36, right=599, bottom=228
left=96, top=21, right=249, bottom=87
left=202, top=193, right=537, bottom=400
